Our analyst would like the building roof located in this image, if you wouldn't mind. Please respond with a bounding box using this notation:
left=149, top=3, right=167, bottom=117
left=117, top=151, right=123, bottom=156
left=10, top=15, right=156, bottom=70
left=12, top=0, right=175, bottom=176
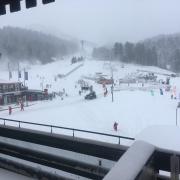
left=0, top=79, right=21, bottom=84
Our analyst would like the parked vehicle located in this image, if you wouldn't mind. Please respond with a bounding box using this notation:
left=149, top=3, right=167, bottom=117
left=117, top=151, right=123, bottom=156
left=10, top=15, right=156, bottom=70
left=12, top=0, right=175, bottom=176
left=81, top=86, right=89, bottom=91
left=84, top=91, right=97, bottom=100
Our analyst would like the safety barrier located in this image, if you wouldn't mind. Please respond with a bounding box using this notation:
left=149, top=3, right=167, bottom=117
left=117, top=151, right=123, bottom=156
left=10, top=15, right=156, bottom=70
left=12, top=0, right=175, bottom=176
left=0, top=117, right=134, bottom=145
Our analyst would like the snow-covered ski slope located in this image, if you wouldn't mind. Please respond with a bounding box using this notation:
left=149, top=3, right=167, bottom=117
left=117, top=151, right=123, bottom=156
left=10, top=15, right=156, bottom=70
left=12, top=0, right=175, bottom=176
left=0, top=58, right=180, bottom=144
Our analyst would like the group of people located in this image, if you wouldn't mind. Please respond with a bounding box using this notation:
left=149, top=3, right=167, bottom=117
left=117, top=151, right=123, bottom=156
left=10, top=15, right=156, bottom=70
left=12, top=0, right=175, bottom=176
left=71, top=56, right=84, bottom=64
left=8, top=101, right=24, bottom=115
left=159, top=85, right=179, bottom=100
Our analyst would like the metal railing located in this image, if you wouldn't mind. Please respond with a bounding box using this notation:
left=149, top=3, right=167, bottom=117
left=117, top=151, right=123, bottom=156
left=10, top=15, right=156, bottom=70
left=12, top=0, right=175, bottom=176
left=0, top=117, right=135, bottom=144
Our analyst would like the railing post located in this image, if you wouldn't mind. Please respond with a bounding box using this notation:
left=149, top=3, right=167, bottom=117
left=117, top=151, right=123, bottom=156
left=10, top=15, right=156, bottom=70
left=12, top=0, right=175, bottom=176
left=19, top=121, right=20, bottom=128
left=171, top=154, right=179, bottom=180
left=51, top=126, right=52, bottom=134
left=176, top=108, right=178, bottom=126
left=4, top=119, right=5, bottom=126
left=118, top=137, right=120, bottom=145
left=73, top=129, right=74, bottom=138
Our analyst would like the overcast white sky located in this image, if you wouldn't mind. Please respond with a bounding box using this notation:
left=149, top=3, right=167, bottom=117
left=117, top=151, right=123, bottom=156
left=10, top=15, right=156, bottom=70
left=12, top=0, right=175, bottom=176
left=0, top=0, right=180, bottom=45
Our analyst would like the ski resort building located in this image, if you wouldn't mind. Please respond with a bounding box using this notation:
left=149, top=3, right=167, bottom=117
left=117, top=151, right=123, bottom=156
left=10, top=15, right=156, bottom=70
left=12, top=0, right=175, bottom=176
left=0, top=79, right=46, bottom=105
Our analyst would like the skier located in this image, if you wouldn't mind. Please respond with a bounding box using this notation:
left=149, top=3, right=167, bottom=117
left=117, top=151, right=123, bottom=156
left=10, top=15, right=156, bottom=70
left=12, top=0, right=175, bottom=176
left=160, top=88, right=163, bottom=95
left=113, top=122, right=118, bottom=131
left=63, top=88, right=65, bottom=94
left=166, top=77, right=170, bottom=85
left=104, top=88, right=108, bottom=97
left=20, top=102, right=24, bottom=111
left=171, top=94, right=174, bottom=99
left=173, top=86, right=177, bottom=99
left=90, top=85, right=93, bottom=92
left=8, top=106, right=12, bottom=115
left=102, top=83, right=106, bottom=89
left=79, top=90, right=82, bottom=96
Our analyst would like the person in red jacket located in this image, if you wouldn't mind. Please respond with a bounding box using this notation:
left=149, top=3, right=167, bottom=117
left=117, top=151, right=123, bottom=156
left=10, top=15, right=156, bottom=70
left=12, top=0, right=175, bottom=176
left=8, top=106, right=12, bottom=115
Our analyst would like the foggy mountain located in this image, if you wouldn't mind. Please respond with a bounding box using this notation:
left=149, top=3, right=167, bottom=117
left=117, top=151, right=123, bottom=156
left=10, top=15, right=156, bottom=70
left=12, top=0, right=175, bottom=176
left=0, top=26, right=79, bottom=64
left=28, top=24, right=79, bottom=42
left=28, top=24, right=98, bottom=54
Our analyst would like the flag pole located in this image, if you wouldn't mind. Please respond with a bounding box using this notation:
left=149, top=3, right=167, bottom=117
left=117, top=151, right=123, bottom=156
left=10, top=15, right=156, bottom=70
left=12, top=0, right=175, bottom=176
left=24, top=68, right=25, bottom=86
left=18, top=63, right=19, bottom=82
left=8, top=62, right=10, bottom=80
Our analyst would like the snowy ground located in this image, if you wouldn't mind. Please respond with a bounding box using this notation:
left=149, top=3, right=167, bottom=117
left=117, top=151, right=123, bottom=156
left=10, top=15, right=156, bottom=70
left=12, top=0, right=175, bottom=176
left=0, top=59, right=180, bottom=145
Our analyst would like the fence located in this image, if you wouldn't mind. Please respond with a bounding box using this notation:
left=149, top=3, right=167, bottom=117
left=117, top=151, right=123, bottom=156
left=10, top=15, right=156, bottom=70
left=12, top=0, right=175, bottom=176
left=0, top=118, right=134, bottom=145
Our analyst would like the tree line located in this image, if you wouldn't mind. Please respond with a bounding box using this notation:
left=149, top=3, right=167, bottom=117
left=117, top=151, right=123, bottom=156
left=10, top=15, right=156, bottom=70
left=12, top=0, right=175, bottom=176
left=92, top=42, right=158, bottom=66
left=93, top=33, right=180, bottom=72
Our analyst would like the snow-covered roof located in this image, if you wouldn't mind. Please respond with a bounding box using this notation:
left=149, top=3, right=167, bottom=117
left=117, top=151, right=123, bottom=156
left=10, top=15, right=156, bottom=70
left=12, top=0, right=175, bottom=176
left=136, top=125, right=180, bottom=152
left=103, top=141, right=155, bottom=180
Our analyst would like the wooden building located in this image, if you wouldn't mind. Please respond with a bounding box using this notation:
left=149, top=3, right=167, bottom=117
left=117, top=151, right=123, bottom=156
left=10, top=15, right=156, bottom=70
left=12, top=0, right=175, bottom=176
left=0, top=79, right=46, bottom=105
